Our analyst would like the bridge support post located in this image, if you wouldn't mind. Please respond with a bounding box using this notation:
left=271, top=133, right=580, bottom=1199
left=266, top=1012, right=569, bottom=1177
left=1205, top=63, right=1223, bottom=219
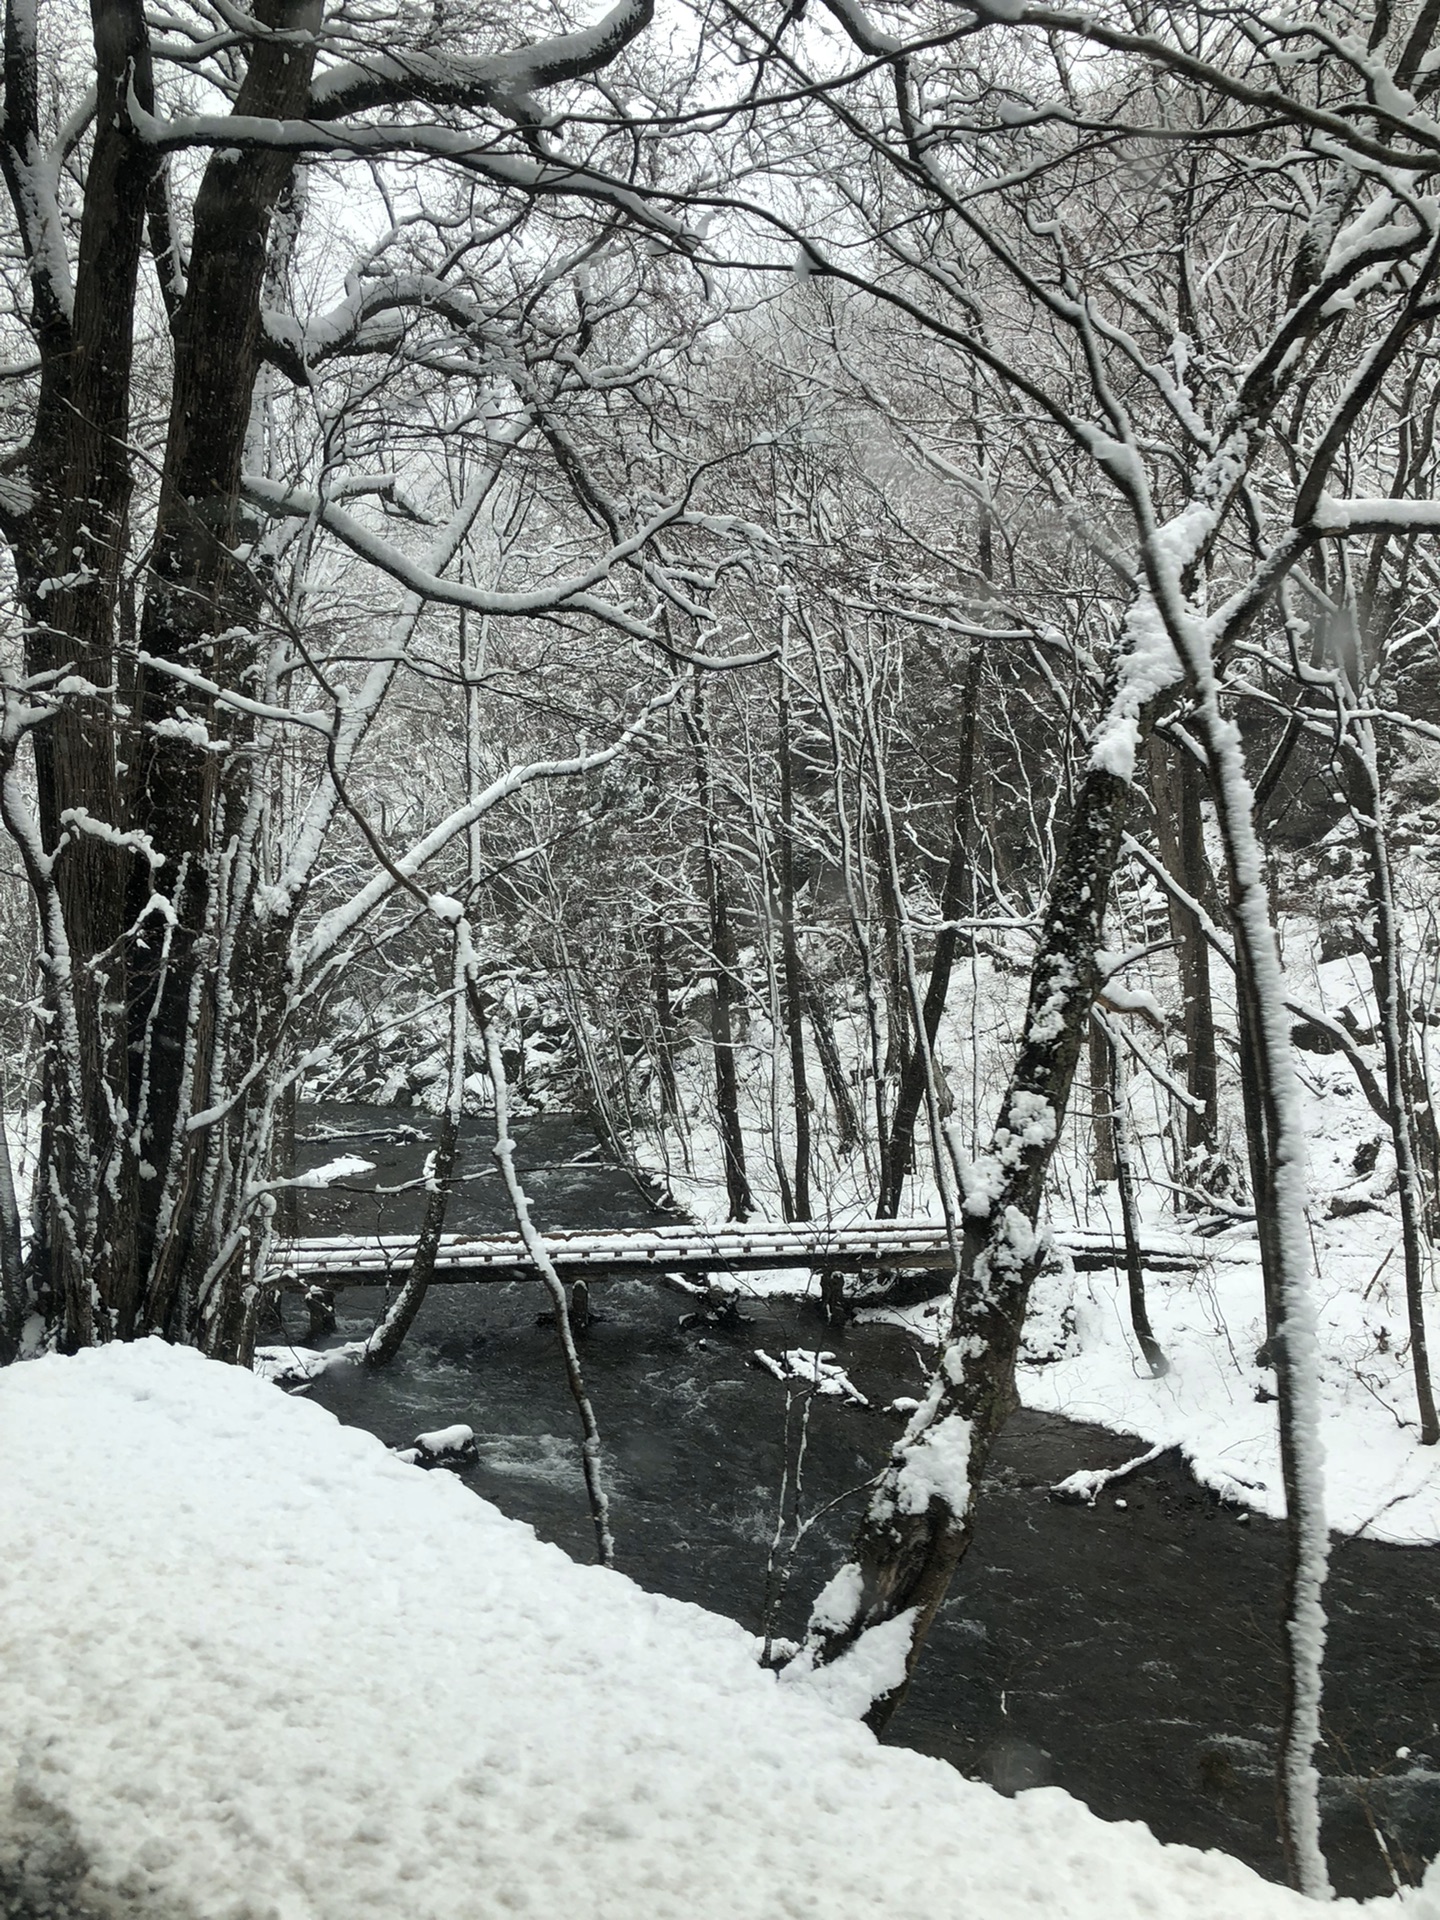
left=305, top=1286, right=336, bottom=1340
left=820, top=1268, right=846, bottom=1338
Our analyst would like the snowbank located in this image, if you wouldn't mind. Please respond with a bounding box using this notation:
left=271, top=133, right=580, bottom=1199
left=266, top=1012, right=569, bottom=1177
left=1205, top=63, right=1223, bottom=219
left=0, top=1342, right=1408, bottom=1920
left=1018, top=1218, right=1440, bottom=1545
left=863, top=1209, right=1440, bottom=1547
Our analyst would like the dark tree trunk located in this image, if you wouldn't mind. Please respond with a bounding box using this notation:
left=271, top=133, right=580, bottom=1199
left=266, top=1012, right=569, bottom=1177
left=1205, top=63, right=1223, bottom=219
left=777, top=677, right=812, bottom=1221
left=365, top=1107, right=461, bottom=1369
left=1150, top=738, right=1219, bottom=1185
left=0, top=0, right=657, bottom=1368
left=799, top=965, right=861, bottom=1151
left=368, top=938, right=468, bottom=1367
left=0, top=1091, right=24, bottom=1362
left=650, top=923, right=682, bottom=1122
left=868, top=805, right=909, bottom=1084
left=1089, top=1015, right=1117, bottom=1182
left=5, top=0, right=159, bottom=1340
left=277, top=1081, right=299, bottom=1242
left=128, top=0, right=324, bottom=1354
left=1177, top=755, right=1219, bottom=1162
left=1411, top=1050, right=1440, bottom=1238
left=0, top=0, right=321, bottom=1353
left=1236, top=983, right=1280, bottom=1346
left=1337, top=731, right=1440, bottom=1443
left=879, top=640, right=982, bottom=1216
left=687, top=687, right=753, bottom=1221
left=1102, top=1019, right=1169, bottom=1377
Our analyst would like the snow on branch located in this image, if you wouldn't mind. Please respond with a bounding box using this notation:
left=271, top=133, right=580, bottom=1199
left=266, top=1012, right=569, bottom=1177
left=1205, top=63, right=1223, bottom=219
left=58, top=808, right=164, bottom=868
left=135, top=653, right=335, bottom=737
left=263, top=276, right=484, bottom=374
left=1311, top=495, right=1440, bottom=533
left=1051, top=1445, right=1172, bottom=1507
left=5, top=132, right=76, bottom=329
left=815, top=0, right=903, bottom=57
left=986, top=4, right=1440, bottom=176
left=245, top=475, right=774, bottom=669
left=243, top=473, right=676, bottom=639
left=124, top=99, right=690, bottom=245
left=302, top=684, right=681, bottom=969
left=265, top=464, right=510, bottom=919
left=308, top=0, right=655, bottom=118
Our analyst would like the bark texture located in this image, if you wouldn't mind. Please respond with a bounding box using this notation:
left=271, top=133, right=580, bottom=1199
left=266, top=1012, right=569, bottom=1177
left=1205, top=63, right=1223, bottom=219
left=793, top=756, right=1130, bottom=1728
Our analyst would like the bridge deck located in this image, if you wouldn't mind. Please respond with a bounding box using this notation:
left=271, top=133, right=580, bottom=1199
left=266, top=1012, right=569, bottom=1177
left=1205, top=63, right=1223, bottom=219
left=265, top=1219, right=1209, bottom=1289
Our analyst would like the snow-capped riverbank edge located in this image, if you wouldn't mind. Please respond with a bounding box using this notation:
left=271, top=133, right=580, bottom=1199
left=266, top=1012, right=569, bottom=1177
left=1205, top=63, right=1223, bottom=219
left=2, top=1340, right=1426, bottom=1920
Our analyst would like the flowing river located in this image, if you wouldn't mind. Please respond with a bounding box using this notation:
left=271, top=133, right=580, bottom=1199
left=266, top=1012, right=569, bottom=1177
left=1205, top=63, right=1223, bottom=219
left=275, top=1103, right=1440, bottom=1899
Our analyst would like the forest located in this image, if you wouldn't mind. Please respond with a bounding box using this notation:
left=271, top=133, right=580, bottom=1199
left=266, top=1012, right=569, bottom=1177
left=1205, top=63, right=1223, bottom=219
left=3, top=0, right=1440, bottom=1909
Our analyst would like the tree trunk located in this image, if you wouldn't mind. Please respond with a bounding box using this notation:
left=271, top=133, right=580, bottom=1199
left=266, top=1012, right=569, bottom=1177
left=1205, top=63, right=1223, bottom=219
left=801, top=613, right=888, bottom=1183
left=0, top=1095, right=24, bottom=1362
left=1102, top=1017, right=1168, bottom=1377
left=277, top=1081, right=299, bottom=1243
left=879, top=639, right=982, bottom=1216
left=799, top=965, right=861, bottom=1151
left=867, top=804, right=909, bottom=1085
left=650, top=923, right=683, bottom=1123
left=777, top=674, right=812, bottom=1221
left=1337, top=726, right=1440, bottom=1444
left=129, top=0, right=324, bottom=1356
left=1190, top=688, right=1331, bottom=1900
left=1089, top=1016, right=1117, bottom=1182
left=1149, top=738, right=1220, bottom=1186
left=1237, top=989, right=1280, bottom=1346
left=688, top=686, right=753, bottom=1221
left=0, top=0, right=323, bottom=1354
left=366, top=1108, right=462, bottom=1369
left=792, top=753, right=1131, bottom=1726
left=6, top=0, right=159, bottom=1340
left=467, top=963, right=615, bottom=1566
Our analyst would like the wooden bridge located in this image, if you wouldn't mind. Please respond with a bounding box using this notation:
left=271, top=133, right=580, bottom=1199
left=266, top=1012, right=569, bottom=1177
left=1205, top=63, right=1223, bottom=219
left=265, top=1217, right=1210, bottom=1290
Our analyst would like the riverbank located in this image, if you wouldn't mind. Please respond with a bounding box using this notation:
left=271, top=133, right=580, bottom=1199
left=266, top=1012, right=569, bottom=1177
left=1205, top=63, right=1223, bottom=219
left=0, top=1340, right=1413, bottom=1920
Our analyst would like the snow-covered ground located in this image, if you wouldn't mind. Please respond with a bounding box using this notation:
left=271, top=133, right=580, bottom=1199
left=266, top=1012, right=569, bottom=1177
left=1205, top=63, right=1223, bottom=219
left=871, top=1207, right=1439, bottom=1545
left=0, top=1341, right=1422, bottom=1919
left=628, top=937, right=1440, bottom=1546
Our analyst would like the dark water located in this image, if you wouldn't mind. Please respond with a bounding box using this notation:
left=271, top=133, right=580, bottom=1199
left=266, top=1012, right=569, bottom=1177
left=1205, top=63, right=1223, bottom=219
left=278, top=1104, right=1440, bottom=1899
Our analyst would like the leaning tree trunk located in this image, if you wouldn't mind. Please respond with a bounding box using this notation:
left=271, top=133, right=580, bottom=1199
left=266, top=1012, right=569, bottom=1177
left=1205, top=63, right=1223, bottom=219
left=789, top=750, right=1131, bottom=1723
left=464, top=951, right=615, bottom=1566
left=1088, top=1015, right=1117, bottom=1182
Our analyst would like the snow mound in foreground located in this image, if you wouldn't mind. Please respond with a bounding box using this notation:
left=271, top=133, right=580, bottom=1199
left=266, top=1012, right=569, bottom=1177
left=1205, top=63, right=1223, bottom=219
left=0, top=1344, right=1415, bottom=1920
